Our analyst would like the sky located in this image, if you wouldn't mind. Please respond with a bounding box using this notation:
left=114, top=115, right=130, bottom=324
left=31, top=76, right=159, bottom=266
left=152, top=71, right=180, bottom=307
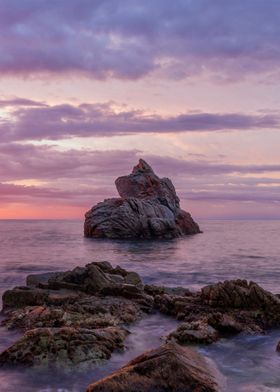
left=0, top=0, right=280, bottom=220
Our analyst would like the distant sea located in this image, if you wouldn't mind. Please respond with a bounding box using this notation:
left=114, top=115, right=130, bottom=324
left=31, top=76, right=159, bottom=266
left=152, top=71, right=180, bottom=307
left=0, top=219, right=280, bottom=391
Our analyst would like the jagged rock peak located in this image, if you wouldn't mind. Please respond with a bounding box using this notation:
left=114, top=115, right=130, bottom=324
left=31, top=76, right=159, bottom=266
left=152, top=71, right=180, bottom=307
left=115, top=159, right=179, bottom=207
left=132, top=159, right=154, bottom=174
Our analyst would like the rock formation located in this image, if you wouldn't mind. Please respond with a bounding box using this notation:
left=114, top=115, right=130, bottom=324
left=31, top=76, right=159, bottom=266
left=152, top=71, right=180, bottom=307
left=0, top=327, right=128, bottom=368
left=84, top=159, right=201, bottom=239
left=152, top=279, right=280, bottom=343
left=86, top=343, right=224, bottom=392
left=3, top=266, right=280, bottom=371
left=0, top=262, right=153, bottom=368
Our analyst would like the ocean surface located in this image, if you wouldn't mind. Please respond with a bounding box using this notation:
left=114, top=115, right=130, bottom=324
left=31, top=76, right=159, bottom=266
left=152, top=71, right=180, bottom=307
left=0, top=219, right=280, bottom=391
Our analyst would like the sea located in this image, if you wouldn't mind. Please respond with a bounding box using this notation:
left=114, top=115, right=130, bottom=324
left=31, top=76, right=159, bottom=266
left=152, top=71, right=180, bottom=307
left=0, top=219, right=280, bottom=392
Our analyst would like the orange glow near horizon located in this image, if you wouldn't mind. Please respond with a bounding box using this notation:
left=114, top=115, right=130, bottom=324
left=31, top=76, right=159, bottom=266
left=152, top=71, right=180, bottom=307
left=0, top=204, right=85, bottom=220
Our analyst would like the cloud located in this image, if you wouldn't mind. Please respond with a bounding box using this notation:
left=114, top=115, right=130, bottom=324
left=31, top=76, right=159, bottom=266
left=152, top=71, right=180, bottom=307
left=1, top=1, right=280, bottom=81
left=0, top=182, right=72, bottom=201
left=1, top=99, right=279, bottom=142
left=0, top=143, right=141, bottom=181
left=1, top=143, right=280, bottom=184
left=1, top=143, right=280, bottom=208
left=0, top=97, right=46, bottom=108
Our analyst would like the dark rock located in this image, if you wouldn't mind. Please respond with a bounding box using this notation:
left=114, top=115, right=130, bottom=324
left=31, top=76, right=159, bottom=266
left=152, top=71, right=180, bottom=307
left=1, top=261, right=152, bottom=336
left=145, top=284, right=192, bottom=297
left=26, top=272, right=61, bottom=287
left=123, top=272, right=142, bottom=287
left=47, top=265, right=94, bottom=292
left=207, top=313, right=244, bottom=334
left=115, top=159, right=180, bottom=212
left=2, top=296, right=146, bottom=331
left=84, top=159, right=200, bottom=239
left=2, top=286, right=84, bottom=311
left=154, top=279, right=280, bottom=341
left=86, top=342, right=224, bottom=392
left=168, top=321, right=219, bottom=345
left=2, top=287, right=48, bottom=310
left=0, top=326, right=128, bottom=368
left=201, top=279, right=280, bottom=309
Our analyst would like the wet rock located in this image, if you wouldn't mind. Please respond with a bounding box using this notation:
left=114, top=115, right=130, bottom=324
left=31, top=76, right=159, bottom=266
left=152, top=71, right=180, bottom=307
left=168, top=321, right=219, bottom=345
left=2, top=296, right=145, bottom=331
left=201, top=279, right=280, bottom=309
left=144, top=284, right=192, bottom=297
left=84, top=159, right=200, bottom=239
left=207, top=313, right=244, bottom=334
left=1, top=262, right=152, bottom=341
left=0, top=326, right=128, bottom=368
left=123, top=272, right=142, bottom=287
left=26, top=272, right=60, bottom=287
left=86, top=342, right=224, bottom=392
left=2, top=287, right=48, bottom=310
left=2, top=286, right=84, bottom=311
left=154, top=280, right=280, bottom=339
left=47, top=264, right=112, bottom=294
left=1, top=262, right=154, bottom=370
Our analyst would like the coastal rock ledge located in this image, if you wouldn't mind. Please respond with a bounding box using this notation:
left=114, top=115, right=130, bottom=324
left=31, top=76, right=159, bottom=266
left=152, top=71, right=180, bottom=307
left=84, top=159, right=201, bottom=239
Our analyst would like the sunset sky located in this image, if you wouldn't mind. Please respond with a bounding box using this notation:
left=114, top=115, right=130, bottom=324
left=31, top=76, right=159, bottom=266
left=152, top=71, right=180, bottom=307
left=1, top=0, right=280, bottom=219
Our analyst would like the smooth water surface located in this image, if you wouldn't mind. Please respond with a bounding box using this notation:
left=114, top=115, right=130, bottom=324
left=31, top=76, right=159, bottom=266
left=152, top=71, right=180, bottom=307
left=0, top=219, right=280, bottom=391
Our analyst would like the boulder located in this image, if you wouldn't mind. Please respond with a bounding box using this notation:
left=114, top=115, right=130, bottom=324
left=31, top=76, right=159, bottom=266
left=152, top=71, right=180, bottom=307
left=201, top=279, right=280, bottom=309
left=1, top=262, right=152, bottom=336
left=86, top=342, right=224, bottom=392
left=153, top=279, right=280, bottom=340
left=26, top=272, right=60, bottom=287
left=0, top=326, right=128, bottom=368
left=2, top=287, right=48, bottom=310
left=84, top=159, right=200, bottom=239
left=2, top=295, right=147, bottom=331
left=168, top=321, right=219, bottom=345
left=42, top=262, right=145, bottom=298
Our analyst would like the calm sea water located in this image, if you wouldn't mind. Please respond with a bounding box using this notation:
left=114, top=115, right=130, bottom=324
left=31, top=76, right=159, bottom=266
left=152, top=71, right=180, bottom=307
left=0, top=219, right=280, bottom=391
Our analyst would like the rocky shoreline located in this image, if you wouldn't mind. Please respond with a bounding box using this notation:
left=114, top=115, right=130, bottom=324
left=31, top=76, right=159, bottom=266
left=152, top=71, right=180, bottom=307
left=1, top=261, right=280, bottom=391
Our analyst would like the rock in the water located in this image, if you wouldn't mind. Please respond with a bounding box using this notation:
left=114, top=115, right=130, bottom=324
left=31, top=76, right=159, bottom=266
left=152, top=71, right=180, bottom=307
left=1, top=262, right=153, bottom=334
left=86, top=342, right=224, bottom=392
left=84, top=159, right=200, bottom=239
left=2, top=287, right=49, bottom=310
left=152, top=279, right=280, bottom=340
left=0, top=326, right=128, bottom=368
left=168, top=321, right=219, bottom=345
left=201, top=279, right=280, bottom=309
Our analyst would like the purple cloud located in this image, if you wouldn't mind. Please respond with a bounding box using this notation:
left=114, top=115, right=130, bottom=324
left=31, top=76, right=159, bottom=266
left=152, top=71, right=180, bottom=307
left=183, top=189, right=280, bottom=203
left=0, top=97, right=46, bottom=108
left=1, top=100, right=279, bottom=142
left=0, top=143, right=280, bottom=212
left=1, top=1, right=280, bottom=81
left=1, top=144, right=280, bottom=183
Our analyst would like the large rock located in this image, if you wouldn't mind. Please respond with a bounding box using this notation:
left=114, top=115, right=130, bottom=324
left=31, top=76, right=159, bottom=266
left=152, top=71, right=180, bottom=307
left=0, top=326, right=128, bottom=368
left=84, top=159, right=200, bottom=239
left=201, top=279, right=280, bottom=309
left=86, top=342, right=224, bottom=392
left=153, top=279, right=280, bottom=341
left=168, top=321, right=219, bottom=345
